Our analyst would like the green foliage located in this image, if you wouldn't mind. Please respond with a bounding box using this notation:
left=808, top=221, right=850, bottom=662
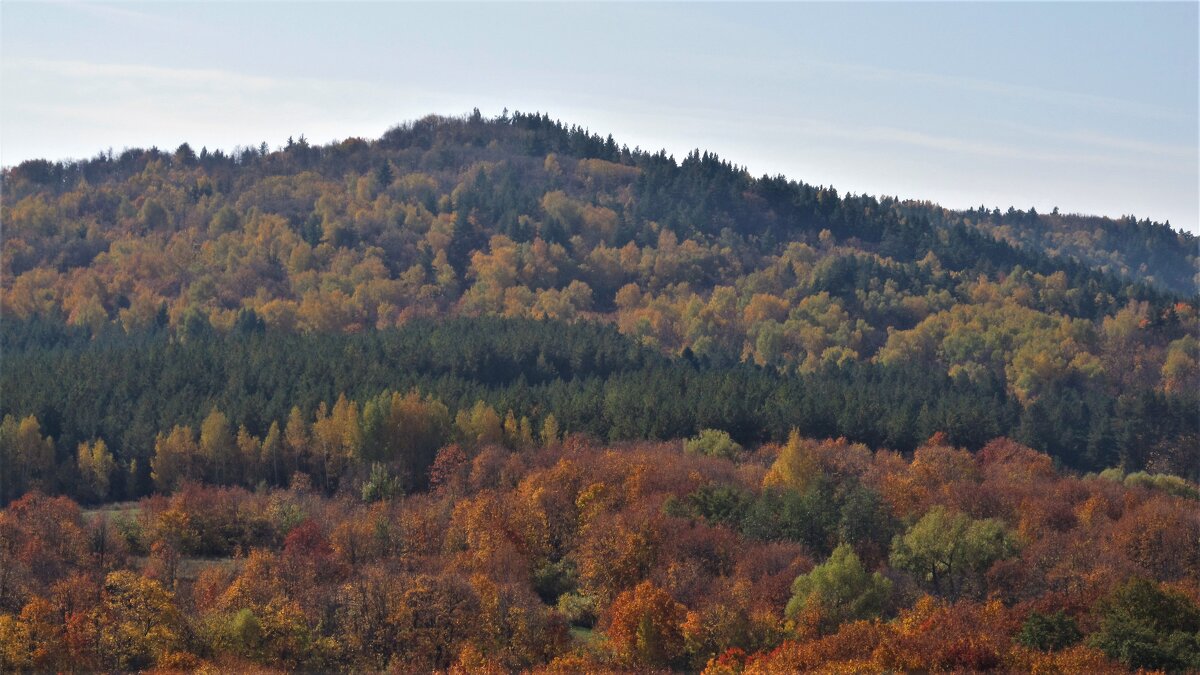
left=1, top=109, right=1197, bottom=511
left=738, top=477, right=898, bottom=563
left=4, top=311, right=1197, bottom=505
left=684, top=429, right=743, bottom=459
left=532, top=559, right=578, bottom=605
left=360, top=463, right=403, bottom=503
left=667, top=483, right=752, bottom=528
left=1088, top=578, right=1200, bottom=671
left=741, top=482, right=840, bottom=555
left=1123, top=471, right=1200, bottom=500
left=1016, top=610, right=1081, bottom=652
left=785, top=543, right=892, bottom=632
left=835, top=482, right=898, bottom=557
left=889, top=506, right=1018, bottom=599
left=207, top=608, right=264, bottom=660
left=556, top=592, right=598, bottom=628
left=1097, top=465, right=1200, bottom=500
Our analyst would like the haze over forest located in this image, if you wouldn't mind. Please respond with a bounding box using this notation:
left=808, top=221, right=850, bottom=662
left=3, top=2, right=1197, bottom=233
left=1, top=110, right=1198, bottom=671
left=1, top=1, right=1198, bottom=672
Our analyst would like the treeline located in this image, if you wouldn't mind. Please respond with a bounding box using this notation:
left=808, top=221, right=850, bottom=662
left=4, top=111, right=1195, bottom=296
left=3, top=112, right=1197, bottom=445
left=3, top=317, right=1196, bottom=504
left=952, top=205, right=1198, bottom=297
left=2, top=434, right=1197, bottom=671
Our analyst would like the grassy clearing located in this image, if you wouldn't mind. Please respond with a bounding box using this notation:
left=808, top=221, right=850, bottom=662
left=569, top=626, right=597, bottom=645
left=81, top=501, right=142, bottom=521
left=177, top=556, right=241, bottom=582
left=127, top=555, right=243, bottom=582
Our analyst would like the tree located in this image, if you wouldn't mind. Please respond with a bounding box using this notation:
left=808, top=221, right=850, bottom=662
left=1016, top=610, right=1081, bottom=652
left=173, top=142, right=197, bottom=166
left=138, top=199, right=169, bottom=230
left=1088, top=578, right=1200, bottom=671
left=0, top=612, right=30, bottom=670
left=0, top=415, right=55, bottom=502
left=785, top=543, right=891, bottom=634
left=96, top=571, right=185, bottom=670
left=835, top=483, right=897, bottom=565
left=386, top=574, right=480, bottom=671
left=283, top=407, right=309, bottom=481
left=889, top=506, right=1017, bottom=599
left=361, top=463, right=403, bottom=503
left=151, top=426, right=199, bottom=492
left=310, top=396, right=361, bottom=492
left=1162, top=335, right=1199, bottom=395
left=740, top=482, right=839, bottom=554
left=199, top=409, right=236, bottom=485
left=236, top=425, right=261, bottom=487
left=684, top=429, right=742, bottom=460
left=259, top=422, right=284, bottom=487
left=429, top=444, right=469, bottom=496
left=455, top=401, right=503, bottom=447
left=540, top=414, right=560, bottom=447
left=763, top=429, right=821, bottom=493
left=77, top=439, right=116, bottom=502
left=359, top=391, right=452, bottom=489
left=604, top=580, right=687, bottom=668
left=669, top=483, right=750, bottom=528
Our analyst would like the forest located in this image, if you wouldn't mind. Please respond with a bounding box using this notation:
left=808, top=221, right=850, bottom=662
left=2, top=435, right=1198, bottom=671
left=1, top=110, right=1198, bottom=671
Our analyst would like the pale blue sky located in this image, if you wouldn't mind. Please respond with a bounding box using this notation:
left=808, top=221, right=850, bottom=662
left=2, top=2, right=1197, bottom=233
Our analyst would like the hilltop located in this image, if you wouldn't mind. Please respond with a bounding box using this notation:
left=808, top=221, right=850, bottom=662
left=1, top=110, right=1199, bottom=674
left=2, top=110, right=1198, bottom=494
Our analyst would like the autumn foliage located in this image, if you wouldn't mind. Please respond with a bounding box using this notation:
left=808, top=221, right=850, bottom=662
left=1, top=432, right=1197, bottom=672
left=1, top=111, right=1198, bottom=672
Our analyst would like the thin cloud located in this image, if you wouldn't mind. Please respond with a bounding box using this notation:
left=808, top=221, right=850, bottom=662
left=802, top=58, right=1191, bottom=123
left=46, top=0, right=178, bottom=28
left=991, top=120, right=1196, bottom=160
left=725, top=113, right=1175, bottom=169
left=9, top=58, right=288, bottom=91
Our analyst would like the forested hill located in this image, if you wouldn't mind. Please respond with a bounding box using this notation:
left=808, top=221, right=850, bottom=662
left=946, top=207, right=1197, bottom=297
left=4, top=110, right=1197, bottom=303
left=1, top=110, right=1198, bottom=500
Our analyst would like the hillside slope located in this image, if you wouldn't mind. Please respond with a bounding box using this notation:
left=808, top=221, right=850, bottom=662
left=2, top=111, right=1199, bottom=674
left=1, top=111, right=1198, bottom=494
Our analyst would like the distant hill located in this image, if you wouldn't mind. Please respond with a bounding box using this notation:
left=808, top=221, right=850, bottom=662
left=926, top=204, right=1196, bottom=297
left=4, top=111, right=1195, bottom=300
left=2, top=111, right=1197, bottom=491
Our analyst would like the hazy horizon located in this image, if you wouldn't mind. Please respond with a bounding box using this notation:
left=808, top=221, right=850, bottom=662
left=3, top=2, right=1197, bottom=233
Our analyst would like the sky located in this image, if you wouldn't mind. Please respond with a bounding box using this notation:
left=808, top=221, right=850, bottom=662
left=2, top=2, right=1198, bottom=233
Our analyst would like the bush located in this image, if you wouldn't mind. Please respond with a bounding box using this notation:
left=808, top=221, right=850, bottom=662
left=1089, top=578, right=1200, bottom=671
left=361, top=463, right=404, bottom=503
left=684, top=429, right=742, bottom=460
left=1016, top=610, right=1081, bottom=651
left=556, top=592, right=598, bottom=628
left=786, top=543, right=892, bottom=633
